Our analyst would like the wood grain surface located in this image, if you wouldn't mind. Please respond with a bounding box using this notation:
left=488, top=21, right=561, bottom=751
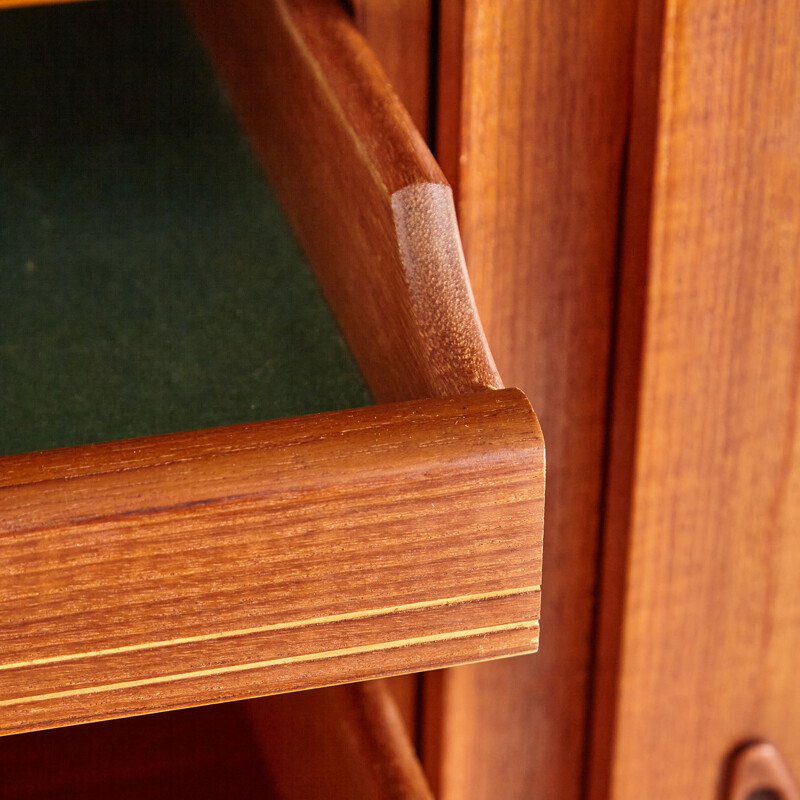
left=351, top=0, right=431, bottom=137
left=423, top=2, right=634, bottom=798
left=1, top=389, right=543, bottom=735
left=0, top=4, right=547, bottom=796
left=590, top=1, right=800, bottom=798
left=184, top=0, right=501, bottom=404
left=247, top=681, right=434, bottom=799
left=183, top=0, right=512, bottom=759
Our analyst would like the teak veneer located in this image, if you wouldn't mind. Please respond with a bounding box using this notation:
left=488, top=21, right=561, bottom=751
left=590, top=1, right=800, bottom=798
left=421, top=2, right=633, bottom=797
left=181, top=0, right=529, bottom=748
left=184, top=0, right=501, bottom=404
left=0, top=0, right=545, bottom=777
left=0, top=390, right=543, bottom=735
left=351, top=0, right=432, bottom=138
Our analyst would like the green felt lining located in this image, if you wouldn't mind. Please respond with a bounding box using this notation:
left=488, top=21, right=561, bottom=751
left=0, top=0, right=371, bottom=456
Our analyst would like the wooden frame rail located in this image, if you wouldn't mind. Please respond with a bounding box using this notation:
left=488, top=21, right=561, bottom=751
left=1, top=390, right=543, bottom=735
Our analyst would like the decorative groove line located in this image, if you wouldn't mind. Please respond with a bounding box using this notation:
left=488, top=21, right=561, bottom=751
left=0, top=585, right=541, bottom=671
left=1, top=620, right=540, bottom=706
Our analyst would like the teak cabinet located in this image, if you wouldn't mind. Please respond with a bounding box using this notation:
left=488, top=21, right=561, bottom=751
left=1, top=0, right=543, bottom=736
left=2, top=0, right=799, bottom=799
left=1, top=0, right=539, bottom=794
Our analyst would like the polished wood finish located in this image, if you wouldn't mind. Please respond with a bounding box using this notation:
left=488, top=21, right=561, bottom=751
left=590, top=1, right=800, bottom=798
left=248, top=681, right=433, bottom=799
left=184, top=0, right=515, bottom=764
left=725, top=742, right=800, bottom=800
left=1, top=6, right=548, bottom=797
left=352, top=0, right=431, bottom=137
left=185, top=0, right=500, bottom=405
left=1, top=389, right=543, bottom=736
left=424, top=2, right=634, bottom=797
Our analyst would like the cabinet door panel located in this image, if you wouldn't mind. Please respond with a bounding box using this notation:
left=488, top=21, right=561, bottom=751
left=591, top=1, right=800, bottom=797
